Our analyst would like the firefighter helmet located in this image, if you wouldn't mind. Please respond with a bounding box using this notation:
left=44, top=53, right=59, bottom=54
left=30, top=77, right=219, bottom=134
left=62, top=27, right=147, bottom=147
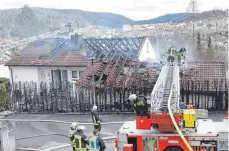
left=92, top=105, right=97, bottom=111
left=129, top=94, right=137, bottom=101
left=77, top=125, right=86, bottom=130
left=71, top=122, right=78, bottom=130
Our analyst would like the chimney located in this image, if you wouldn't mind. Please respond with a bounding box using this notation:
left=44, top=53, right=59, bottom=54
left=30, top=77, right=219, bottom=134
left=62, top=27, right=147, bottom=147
left=71, top=33, right=83, bottom=51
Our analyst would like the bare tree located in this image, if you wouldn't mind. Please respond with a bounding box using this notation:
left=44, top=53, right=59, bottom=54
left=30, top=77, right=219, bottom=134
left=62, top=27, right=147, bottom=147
left=186, top=0, right=199, bottom=37
left=212, top=8, right=221, bottom=33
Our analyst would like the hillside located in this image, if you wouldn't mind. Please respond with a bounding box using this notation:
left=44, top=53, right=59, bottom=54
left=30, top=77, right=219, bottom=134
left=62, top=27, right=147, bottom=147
left=0, top=6, right=228, bottom=39
left=0, top=6, right=133, bottom=38
left=57, top=9, right=134, bottom=27
left=136, top=13, right=186, bottom=24
left=135, top=10, right=228, bottom=24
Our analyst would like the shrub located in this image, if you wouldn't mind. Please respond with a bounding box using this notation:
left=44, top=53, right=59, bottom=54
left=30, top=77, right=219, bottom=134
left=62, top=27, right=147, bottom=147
left=0, top=83, right=7, bottom=111
left=0, top=77, right=9, bottom=84
left=0, top=78, right=9, bottom=111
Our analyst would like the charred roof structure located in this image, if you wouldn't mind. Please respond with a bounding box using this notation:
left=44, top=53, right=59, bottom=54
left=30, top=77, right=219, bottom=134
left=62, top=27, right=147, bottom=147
left=5, top=34, right=159, bottom=89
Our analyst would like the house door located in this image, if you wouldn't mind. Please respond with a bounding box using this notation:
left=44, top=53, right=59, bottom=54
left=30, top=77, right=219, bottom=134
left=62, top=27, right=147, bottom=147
left=51, top=70, right=61, bottom=82
left=51, top=70, right=61, bottom=89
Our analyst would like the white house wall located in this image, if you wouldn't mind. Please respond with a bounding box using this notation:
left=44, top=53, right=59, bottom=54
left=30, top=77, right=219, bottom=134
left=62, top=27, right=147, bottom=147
left=38, top=66, right=86, bottom=84
left=9, top=66, right=39, bottom=83
left=0, top=65, right=10, bottom=78
left=38, top=67, right=51, bottom=84
left=9, top=66, right=87, bottom=85
left=138, top=37, right=157, bottom=63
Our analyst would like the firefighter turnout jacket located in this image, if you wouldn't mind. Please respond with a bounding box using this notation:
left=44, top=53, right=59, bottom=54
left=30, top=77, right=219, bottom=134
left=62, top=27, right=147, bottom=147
left=133, top=96, right=148, bottom=116
left=69, top=129, right=76, bottom=149
left=168, top=47, right=176, bottom=57
left=91, top=110, right=101, bottom=126
left=89, top=135, right=106, bottom=151
left=73, top=130, right=89, bottom=151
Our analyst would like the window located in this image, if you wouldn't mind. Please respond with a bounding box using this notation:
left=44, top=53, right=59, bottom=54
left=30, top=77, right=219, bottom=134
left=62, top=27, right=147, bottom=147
left=72, top=71, right=79, bottom=79
left=62, top=70, right=68, bottom=81
left=79, top=71, right=83, bottom=77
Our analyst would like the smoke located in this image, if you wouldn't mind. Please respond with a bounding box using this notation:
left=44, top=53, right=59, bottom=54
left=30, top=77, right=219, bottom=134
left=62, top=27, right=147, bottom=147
left=151, top=36, right=198, bottom=64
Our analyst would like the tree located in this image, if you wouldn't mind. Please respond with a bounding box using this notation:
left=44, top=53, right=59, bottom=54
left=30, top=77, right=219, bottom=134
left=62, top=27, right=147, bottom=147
left=15, top=5, right=38, bottom=38
left=207, top=36, right=212, bottom=49
left=207, top=36, right=215, bottom=60
left=186, top=0, right=199, bottom=37
left=212, top=8, right=221, bottom=33
left=197, top=32, right=201, bottom=51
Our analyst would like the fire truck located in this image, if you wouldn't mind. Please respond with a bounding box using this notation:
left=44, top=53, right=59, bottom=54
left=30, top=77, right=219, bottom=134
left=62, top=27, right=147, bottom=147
left=114, top=50, right=229, bottom=151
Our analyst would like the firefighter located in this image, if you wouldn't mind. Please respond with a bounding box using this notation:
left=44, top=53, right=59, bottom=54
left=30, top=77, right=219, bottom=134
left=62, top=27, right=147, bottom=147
left=69, top=122, right=79, bottom=151
left=129, top=94, right=149, bottom=116
left=186, top=102, right=194, bottom=109
left=180, top=47, right=186, bottom=57
left=89, top=129, right=106, bottom=151
left=179, top=100, right=185, bottom=111
left=179, top=47, right=186, bottom=65
left=167, top=46, right=176, bottom=63
left=91, top=105, right=102, bottom=132
left=73, top=125, right=89, bottom=151
left=176, top=49, right=181, bottom=64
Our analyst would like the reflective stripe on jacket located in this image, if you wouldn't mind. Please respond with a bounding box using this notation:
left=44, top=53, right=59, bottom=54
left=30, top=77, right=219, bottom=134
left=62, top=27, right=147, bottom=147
left=69, top=129, right=76, bottom=146
left=91, top=111, right=101, bottom=126
left=168, top=48, right=176, bottom=56
left=89, top=136, right=100, bottom=151
left=73, top=131, right=88, bottom=150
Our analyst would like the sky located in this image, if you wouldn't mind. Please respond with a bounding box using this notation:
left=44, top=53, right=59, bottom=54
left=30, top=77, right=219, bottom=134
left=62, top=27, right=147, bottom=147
left=1, top=0, right=228, bottom=20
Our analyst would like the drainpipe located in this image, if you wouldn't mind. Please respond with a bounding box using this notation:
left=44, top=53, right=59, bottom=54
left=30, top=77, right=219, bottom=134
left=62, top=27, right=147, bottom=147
left=9, top=67, right=14, bottom=86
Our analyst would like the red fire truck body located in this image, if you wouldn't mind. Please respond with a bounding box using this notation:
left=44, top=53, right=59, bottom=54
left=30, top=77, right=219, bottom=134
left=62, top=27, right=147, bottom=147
left=114, top=50, right=228, bottom=151
left=115, top=118, right=228, bottom=151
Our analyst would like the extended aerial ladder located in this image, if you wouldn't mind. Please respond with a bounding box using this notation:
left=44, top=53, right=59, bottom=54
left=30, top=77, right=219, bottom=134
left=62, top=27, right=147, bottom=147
left=115, top=48, right=228, bottom=151
left=133, top=51, right=182, bottom=132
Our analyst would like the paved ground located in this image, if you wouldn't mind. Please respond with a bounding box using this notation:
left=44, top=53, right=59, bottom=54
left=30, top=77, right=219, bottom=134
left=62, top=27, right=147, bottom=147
left=5, top=114, right=135, bottom=150
left=1, top=112, right=226, bottom=151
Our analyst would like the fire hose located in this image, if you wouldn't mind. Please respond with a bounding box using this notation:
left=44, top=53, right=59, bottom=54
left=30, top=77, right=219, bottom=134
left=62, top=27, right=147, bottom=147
left=168, top=88, right=193, bottom=151
left=0, top=118, right=125, bottom=125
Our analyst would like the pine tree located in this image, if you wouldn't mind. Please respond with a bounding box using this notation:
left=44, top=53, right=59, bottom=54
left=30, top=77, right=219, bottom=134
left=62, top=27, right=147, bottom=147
left=15, top=5, right=38, bottom=38
left=207, top=36, right=212, bottom=49
left=197, top=32, right=201, bottom=51
left=207, top=36, right=214, bottom=60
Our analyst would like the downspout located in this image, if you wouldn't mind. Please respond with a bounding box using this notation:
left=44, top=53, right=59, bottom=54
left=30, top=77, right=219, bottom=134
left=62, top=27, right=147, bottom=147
left=9, top=66, right=14, bottom=86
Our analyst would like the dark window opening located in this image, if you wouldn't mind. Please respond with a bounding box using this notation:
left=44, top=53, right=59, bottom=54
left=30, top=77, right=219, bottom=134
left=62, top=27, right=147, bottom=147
left=164, top=146, right=184, bottom=151
left=127, top=137, right=137, bottom=151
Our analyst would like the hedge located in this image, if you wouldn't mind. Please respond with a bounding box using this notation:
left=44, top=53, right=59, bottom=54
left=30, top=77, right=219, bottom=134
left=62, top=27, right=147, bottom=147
left=0, top=77, right=8, bottom=84
left=0, top=77, right=9, bottom=111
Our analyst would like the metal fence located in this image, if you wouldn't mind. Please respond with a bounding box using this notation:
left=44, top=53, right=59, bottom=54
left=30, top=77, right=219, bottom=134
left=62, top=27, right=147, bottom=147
left=5, top=79, right=228, bottom=113
left=181, top=79, right=228, bottom=111
left=6, top=81, right=153, bottom=113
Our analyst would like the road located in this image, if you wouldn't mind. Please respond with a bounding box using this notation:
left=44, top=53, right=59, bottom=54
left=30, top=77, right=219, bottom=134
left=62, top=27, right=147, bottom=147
left=4, top=114, right=135, bottom=150
left=2, top=112, right=225, bottom=150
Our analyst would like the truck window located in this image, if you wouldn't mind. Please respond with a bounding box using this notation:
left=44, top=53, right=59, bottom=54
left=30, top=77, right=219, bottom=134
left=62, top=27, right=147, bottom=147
left=128, top=138, right=137, bottom=151
left=164, top=146, right=183, bottom=151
